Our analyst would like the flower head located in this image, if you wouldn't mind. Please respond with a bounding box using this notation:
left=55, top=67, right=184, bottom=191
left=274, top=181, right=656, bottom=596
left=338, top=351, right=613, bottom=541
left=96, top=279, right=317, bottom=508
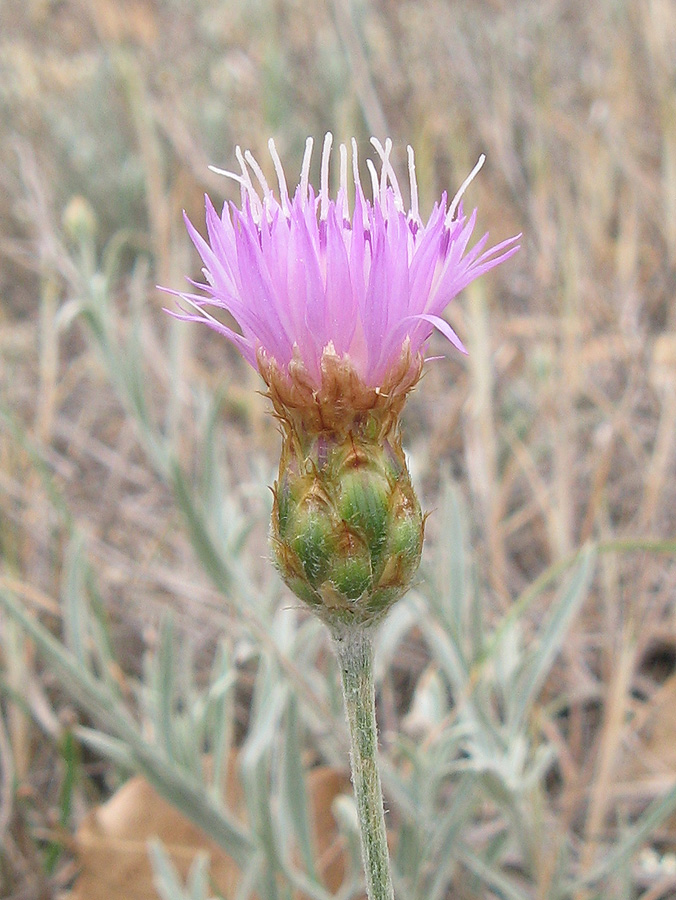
left=166, top=135, right=519, bottom=430
left=165, top=135, right=520, bottom=628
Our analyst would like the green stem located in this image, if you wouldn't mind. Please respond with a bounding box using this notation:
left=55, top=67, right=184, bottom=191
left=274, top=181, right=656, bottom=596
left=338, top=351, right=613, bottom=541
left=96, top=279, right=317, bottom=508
left=332, top=626, right=395, bottom=900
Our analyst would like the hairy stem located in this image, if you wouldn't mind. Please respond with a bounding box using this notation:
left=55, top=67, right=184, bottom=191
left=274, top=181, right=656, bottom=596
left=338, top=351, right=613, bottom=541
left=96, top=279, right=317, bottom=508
left=332, top=626, right=394, bottom=900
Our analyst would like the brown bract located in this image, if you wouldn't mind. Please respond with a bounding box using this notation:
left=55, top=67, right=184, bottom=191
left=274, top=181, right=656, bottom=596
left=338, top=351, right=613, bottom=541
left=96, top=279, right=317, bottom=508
left=257, top=341, right=423, bottom=445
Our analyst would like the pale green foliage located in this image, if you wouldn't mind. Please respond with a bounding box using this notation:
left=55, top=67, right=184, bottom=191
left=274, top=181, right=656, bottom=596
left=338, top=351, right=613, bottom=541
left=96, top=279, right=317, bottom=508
left=2, top=217, right=676, bottom=899
left=3, top=4, right=676, bottom=888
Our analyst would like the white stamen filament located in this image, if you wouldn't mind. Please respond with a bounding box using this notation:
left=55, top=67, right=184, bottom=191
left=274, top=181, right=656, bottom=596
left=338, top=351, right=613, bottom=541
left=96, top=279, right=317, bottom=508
left=320, top=132, right=333, bottom=220
left=369, top=137, right=387, bottom=198
left=300, top=137, right=313, bottom=203
left=268, top=138, right=290, bottom=214
left=385, top=138, right=404, bottom=212
left=208, top=164, right=263, bottom=222
left=407, top=145, right=420, bottom=224
left=446, top=154, right=485, bottom=225
left=351, top=138, right=368, bottom=230
left=244, top=149, right=272, bottom=203
left=366, top=158, right=379, bottom=205
left=208, top=165, right=245, bottom=186
left=235, top=146, right=254, bottom=192
left=180, top=293, right=231, bottom=329
left=339, top=142, right=349, bottom=219
left=209, top=138, right=486, bottom=237
left=371, top=137, right=404, bottom=212
left=351, top=138, right=361, bottom=193
left=229, top=147, right=263, bottom=221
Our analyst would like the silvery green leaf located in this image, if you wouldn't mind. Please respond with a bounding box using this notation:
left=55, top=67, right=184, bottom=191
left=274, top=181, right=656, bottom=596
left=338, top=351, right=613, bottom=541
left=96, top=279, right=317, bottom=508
left=149, top=839, right=211, bottom=900
left=278, top=693, right=316, bottom=880
left=510, top=545, right=596, bottom=731
left=373, top=596, right=417, bottom=684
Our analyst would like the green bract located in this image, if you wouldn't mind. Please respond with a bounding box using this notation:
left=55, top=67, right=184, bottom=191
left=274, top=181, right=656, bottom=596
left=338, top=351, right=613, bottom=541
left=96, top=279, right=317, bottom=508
left=271, top=430, right=424, bottom=630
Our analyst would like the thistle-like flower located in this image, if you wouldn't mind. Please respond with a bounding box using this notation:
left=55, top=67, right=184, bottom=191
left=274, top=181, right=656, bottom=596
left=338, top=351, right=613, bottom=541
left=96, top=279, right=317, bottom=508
left=166, top=135, right=519, bottom=629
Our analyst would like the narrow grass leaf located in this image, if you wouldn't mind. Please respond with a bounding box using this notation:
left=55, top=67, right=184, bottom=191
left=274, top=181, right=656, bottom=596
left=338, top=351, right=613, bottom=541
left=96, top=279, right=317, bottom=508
left=577, top=780, right=676, bottom=889
left=45, top=725, right=80, bottom=872
left=235, top=854, right=266, bottom=900
left=423, top=776, right=478, bottom=900
left=510, top=545, right=596, bottom=730
left=394, top=820, right=421, bottom=888
left=199, top=390, right=225, bottom=528
left=134, top=744, right=255, bottom=868
left=124, top=263, right=153, bottom=436
left=205, top=643, right=236, bottom=801
left=85, top=572, right=126, bottom=701
left=373, top=597, right=416, bottom=683
left=331, top=793, right=363, bottom=889
left=186, top=851, right=210, bottom=900
left=155, top=613, right=177, bottom=763
left=61, top=532, right=88, bottom=667
left=0, top=588, right=256, bottom=867
left=239, top=659, right=285, bottom=900
left=279, top=693, right=317, bottom=880
left=456, top=840, right=528, bottom=900
left=279, top=863, right=336, bottom=900
left=0, top=588, right=138, bottom=741
left=436, top=478, right=467, bottom=642
left=76, top=726, right=136, bottom=770
left=416, top=597, right=469, bottom=692
left=171, top=459, right=232, bottom=593
left=149, top=838, right=194, bottom=900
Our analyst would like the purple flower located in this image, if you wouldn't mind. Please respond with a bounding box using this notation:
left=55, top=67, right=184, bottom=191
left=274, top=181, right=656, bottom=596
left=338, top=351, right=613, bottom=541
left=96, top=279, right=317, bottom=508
left=165, top=134, right=519, bottom=393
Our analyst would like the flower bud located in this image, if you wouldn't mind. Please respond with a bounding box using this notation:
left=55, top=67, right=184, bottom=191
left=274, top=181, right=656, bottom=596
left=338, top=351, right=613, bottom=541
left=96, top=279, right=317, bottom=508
left=271, top=426, right=424, bottom=629
left=62, top=195, right=97, bottom=245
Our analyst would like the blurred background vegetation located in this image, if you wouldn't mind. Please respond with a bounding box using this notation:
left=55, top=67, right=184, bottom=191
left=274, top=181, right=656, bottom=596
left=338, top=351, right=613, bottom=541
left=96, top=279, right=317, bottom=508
left=1, top=0, right=676, bottom=898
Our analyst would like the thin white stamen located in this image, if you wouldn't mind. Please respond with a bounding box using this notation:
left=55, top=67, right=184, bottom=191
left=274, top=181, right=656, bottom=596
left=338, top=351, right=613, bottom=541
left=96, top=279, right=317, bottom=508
left=446, top=154, right=485, bottom=225
left=268, top=138, right=290, bottom=213
left=209, top=165, right=245, bottom=186
left=351, top=138, right=367, bottom=229
left=300, top=137, right=313, bottom=203
left=385, top=139, right=404, bottom=211
left=244, top=149, right=271, bottom=200
left=320, top=132, right=333, bottom=220
left=232, top=146, right=263, bottom=220
left=369, top=137, right=386, bottom=195
left=370, top=137, right=404, bottom=212
left=351, top=138, right=361, bottom=190
left=366, top=158, right=379, bottom=204
left=180, top=293, right=229, bottom=329
left=235, top=147, right=253, bottom=190
left=407, top=146, right=420, bottom=223
left=339, top=142, right=349, bottom=219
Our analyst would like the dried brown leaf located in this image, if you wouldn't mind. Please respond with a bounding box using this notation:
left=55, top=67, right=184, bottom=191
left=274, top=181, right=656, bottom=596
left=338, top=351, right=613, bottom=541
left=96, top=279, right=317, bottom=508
left=68, top=762, right=351, bottom=900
